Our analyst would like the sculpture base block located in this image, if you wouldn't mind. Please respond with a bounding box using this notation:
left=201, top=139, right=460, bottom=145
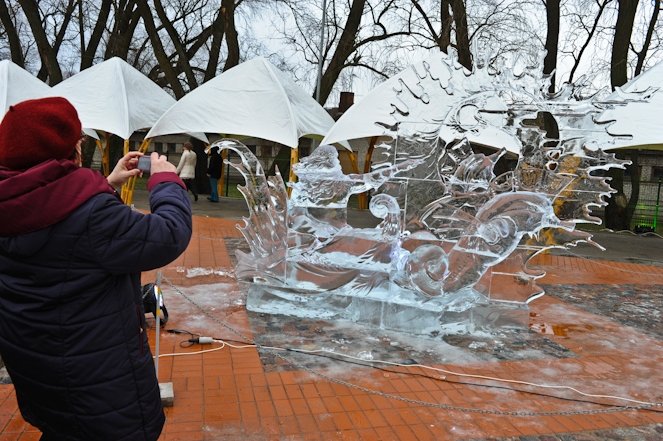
left=246, top=284, right=529, bottom=335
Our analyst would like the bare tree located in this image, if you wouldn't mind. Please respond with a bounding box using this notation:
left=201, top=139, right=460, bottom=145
left=79, top=0, right=112, bottom=69
left=633, top=0, right=661, bottom=76
left=409, top=0, right=472, bottom=70
left=17, top=0, right=80, bottom=84
left=221, top=0, right=240, bottom=71
left=104, top=0, right=142, bottom=61
left=0, top=0, right=25, bottom=66
left=272, top=0, right=411, bottom=105
left=543, top=0, right=559, bottom=92
left=153, top=0, right=199, bottom=89
left=562, top=0, right=614, bottom=85
left=317, top=0, right=368, bottom=103
left=450, top=0, right=471, bottom=68
left=604, top=0, right=653, bottom=231
left=137, top=0, right=252, bottom=91
left=2, top=0, right=660, bottom=113
left=202, top=0, right=243, bottom=80
left=610, top=0, right=637, bottom=89
left=136, top=0, right=186, bottom=97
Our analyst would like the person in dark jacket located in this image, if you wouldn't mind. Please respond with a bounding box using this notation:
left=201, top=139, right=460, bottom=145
left=0, top=97, right=193, bottom=441
left=207, top=146, right=222, bottom=202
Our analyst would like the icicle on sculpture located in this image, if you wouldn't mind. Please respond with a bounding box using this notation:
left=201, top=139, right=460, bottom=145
left=218, top=51, right=642, bottom=334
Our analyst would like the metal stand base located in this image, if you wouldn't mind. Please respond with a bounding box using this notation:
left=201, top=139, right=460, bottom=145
left=159, top=382, right=174, bottom=407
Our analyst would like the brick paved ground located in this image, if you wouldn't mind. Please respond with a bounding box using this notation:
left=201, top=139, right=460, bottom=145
left=1, top=214, right=662, bottom=440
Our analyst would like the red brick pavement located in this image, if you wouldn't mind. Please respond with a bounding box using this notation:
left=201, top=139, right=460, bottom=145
left=1, top=216, right=662, bottom=440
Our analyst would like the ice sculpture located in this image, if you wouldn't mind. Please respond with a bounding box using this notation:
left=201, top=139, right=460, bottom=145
left=220, top=51, right=640, bottom=335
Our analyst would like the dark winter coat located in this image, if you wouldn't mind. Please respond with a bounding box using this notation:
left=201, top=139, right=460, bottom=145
left=207, top=151, right=222, bottom=179
left=0, top=160, right=192, bottom=440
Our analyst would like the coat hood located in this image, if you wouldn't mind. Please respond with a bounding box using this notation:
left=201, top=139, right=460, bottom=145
left=0, top=160, right=115, bottom=240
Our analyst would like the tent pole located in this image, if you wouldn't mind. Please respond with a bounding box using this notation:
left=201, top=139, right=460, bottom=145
left=139, top=139, right=152, bottom=154
left=359, top=137, right=378, bottom=209
left=288, top=148, right=299, bottom=197
left=348, top=150, right=359, bottom=174
left=120, top=139, right=131, bottom=205
left=121, top=139, right=152, bottom=206
left=315, top=0, right=328, bottom=103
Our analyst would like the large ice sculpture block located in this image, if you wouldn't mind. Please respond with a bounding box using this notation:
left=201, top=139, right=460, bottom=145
left=220, top=51, right=639, bottom=335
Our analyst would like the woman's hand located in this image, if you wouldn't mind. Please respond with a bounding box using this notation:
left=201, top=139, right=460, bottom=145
left=107, top=151, right=142, bottom=188
left=149, top=152, right=177, bottom=174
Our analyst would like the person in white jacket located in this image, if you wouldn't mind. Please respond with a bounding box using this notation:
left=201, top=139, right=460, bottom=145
left=176, top=142, right=198, bottom=201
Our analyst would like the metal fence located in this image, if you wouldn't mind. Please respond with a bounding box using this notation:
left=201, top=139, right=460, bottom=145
left=625, top=179, right=663, bottom=232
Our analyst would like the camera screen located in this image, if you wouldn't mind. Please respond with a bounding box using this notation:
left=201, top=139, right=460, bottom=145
left=137, top=156, right=151, bottom=173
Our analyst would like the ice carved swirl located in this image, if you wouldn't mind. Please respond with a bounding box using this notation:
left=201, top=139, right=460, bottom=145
left=369, top=194, right=401, bottom=240
left=406, top=244, right=448, bottom=298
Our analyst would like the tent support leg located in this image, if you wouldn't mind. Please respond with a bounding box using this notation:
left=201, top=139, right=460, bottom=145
left=121, top=139, right=152, bottom=206
left=288, top=148, right=299, bottom=197
left=359, top=136, right=377, bottom=209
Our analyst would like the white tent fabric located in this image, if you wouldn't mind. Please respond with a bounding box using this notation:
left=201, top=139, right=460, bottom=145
left=0, top=60, right=52, bottom=114
left=596, top=61, right=663, bottom=151
left=146, top=57, right=342, bottom=148
left=321, top=53, right=521, bottom=154
left=49, top=57, right=178, bottom=140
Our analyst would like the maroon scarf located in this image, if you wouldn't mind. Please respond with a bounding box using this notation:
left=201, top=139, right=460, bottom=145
left=0, top=160, right=116, bottom=236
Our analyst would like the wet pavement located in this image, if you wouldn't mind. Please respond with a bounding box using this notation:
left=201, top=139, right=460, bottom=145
left=0, top=190, right=662, bottom=440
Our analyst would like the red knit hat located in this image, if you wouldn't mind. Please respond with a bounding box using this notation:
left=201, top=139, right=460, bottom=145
left=0, top=97, right=82, bottom=170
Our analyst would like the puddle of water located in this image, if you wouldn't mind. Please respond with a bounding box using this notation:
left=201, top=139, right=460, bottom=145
left=529, top=312, right=594, bottom=337
left=175, top=266, right=235, bottom=278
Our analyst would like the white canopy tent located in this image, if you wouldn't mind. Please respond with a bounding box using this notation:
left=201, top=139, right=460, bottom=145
left=596, top=61, right=663, bottom=151
left=0, top=59, right=52, bottom=114
left=146, top=57, right=347, bottom=183
left=50, top=57, right=178, bottom=141
left=0, top=60, right=99, bottom=139
left=146, top=57, right=339, bottom=149
left=50, top=57, right=191, bottom=203
left=321, top=52, right=521, bottom=155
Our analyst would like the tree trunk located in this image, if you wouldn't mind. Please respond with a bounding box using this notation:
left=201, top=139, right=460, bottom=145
left=81, top=0, right=112, bottom=69
left=17, top=0, right=63, bottom=84
left=105, top=0, right=141, bottom=61
left=221, top=0, right=240, bottom=71
left=78, top=0, right=85, bottom=60
left=318, top=0, right=367, bottom=105
left=153, top=0, right=198, bottom=89
left=409, top=0, right=451, bottom=53
left=204, top=10, right=226, bottom=82
left=439, top=0, right=452, bottom=50
left=0, top=1, right=25, bottom=66
left=450, top=0, right=471, bottom=70
left=634, top=0, right=660, bottom=76
left=36, top=0, right=76, bottom=80
left=136, top=0, right=186, bottom=98
left=610, top=0, right=637, bottom=90
left=543, top=0, right=560, bottom=93
left=605, top=0, right=638, bottom=231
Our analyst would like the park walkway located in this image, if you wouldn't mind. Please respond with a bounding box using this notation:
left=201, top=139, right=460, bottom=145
left=0, top=210, right=662, bottom=440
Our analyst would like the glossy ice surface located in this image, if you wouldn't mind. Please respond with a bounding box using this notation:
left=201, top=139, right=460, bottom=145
left=217, top=51, right=640, bottom=334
